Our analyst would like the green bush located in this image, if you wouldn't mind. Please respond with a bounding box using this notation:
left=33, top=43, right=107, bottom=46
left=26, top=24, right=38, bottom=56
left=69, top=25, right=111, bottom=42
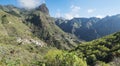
left=1, top=15, right=9, bottom=24
left=43, top=50, right=87, bottom=66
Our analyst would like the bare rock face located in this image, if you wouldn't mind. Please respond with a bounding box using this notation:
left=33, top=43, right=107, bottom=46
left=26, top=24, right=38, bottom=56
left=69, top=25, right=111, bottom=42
left=37, top=3, right=49, bottom=15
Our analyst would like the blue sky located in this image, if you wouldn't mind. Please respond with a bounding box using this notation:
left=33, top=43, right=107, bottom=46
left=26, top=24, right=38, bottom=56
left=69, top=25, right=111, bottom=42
left=0, top=0, right=120, bottom=19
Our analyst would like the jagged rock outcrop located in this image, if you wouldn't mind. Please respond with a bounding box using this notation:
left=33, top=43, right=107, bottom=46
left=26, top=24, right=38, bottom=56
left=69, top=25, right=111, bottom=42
left=37, top=3, right=49, bottom=15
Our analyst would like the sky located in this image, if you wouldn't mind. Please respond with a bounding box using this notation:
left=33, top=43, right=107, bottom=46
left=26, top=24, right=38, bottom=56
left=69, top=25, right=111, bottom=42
left=0, top=0, right=120, bottom=19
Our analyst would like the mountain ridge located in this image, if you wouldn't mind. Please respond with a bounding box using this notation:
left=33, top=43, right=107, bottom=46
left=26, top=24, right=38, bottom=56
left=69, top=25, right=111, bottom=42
left=56, top=14, right=120, bottom=41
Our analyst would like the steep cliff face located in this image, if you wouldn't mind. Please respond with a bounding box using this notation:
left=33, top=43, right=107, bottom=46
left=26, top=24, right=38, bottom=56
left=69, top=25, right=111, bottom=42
left=37, top=3, right=49, bottom=15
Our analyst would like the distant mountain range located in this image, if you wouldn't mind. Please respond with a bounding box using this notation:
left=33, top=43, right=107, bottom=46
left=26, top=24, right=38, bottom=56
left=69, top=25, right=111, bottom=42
left=55, top=15, right=120, bottom=41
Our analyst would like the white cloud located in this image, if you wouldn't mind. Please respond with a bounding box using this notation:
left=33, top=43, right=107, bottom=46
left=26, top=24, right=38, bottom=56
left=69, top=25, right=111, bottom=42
left=64, top=5, right=80, bottom=19
left=71, top=5, right=80, bottom=12
left=87, top=9, right=95, bottom=13
left=64, top=14, right=73, bottom=19
left=17, top=0, right=45, bottom=9
left=96, top=15, right=104, bottom=18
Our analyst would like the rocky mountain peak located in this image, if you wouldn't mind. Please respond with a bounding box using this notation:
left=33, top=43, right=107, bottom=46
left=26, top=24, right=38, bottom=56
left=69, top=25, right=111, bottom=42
left=37, top=3, right=49, bottom=15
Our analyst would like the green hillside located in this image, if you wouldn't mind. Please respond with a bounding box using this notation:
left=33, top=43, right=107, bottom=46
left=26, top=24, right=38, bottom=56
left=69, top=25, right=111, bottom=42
left=0, top=10, right=46, bottom=46
left=72, top=32, right=120, bottom=66
left=0, top=9, right=49, bottom=66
